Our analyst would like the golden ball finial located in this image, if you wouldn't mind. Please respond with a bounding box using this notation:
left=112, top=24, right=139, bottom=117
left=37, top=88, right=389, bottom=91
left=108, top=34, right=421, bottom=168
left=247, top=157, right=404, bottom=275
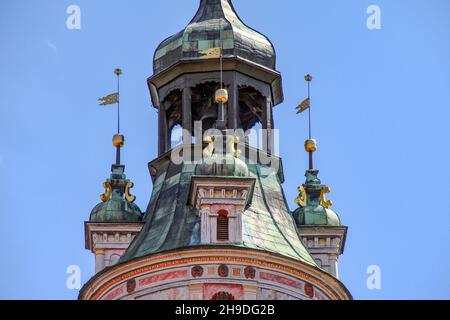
left=215, top=88, right=229, bottom=103
left=114, top=68, right=122, bottom=76
left=113, top=134, right=125, bottom=148
left=304, top=139, right=317, bottom=152
left=305, top=74, right=313, bottom=82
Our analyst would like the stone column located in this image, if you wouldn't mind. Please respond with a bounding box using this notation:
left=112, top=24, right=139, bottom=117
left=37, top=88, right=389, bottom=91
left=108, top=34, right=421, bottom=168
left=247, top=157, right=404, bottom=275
left=200, top=208, right=210, bottom=245
left=94, top=249, right=105, bottom=273
left=182, top=87, right=192, bottom=145
left=227, top=78, right=238, bottom=130
left=329, top=254, right=339, bottom=279
left=158, top=103, right=168, bottom=155
left=235, top=209, right=243, bottom=243
left=262, top=96, right=273, bottom=154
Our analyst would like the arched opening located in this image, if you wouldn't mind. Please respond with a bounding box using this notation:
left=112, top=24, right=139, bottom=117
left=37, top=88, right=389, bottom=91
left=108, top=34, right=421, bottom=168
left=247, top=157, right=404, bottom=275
left=170, top=123, right=183, bottom=148
left=162, top=89, right=183, bottom=150
left=217, top=210, right=229, bottom=241
left=211, top=291, right=235, bottom=300
left=238, top=85, right=265, bottom=131
left=191, top=81, right=220, bottom=132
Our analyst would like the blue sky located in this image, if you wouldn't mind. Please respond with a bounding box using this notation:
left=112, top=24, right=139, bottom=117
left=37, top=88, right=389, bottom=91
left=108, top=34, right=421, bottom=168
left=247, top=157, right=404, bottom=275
left=0, top=0, right=449, bottom=300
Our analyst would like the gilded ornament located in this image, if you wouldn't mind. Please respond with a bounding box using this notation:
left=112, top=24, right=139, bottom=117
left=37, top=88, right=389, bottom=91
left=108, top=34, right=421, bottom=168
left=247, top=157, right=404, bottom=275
left=215, top=88, right=228, bottom=104
left=113, top=134, right=125, bottom=148
left=304, top=139, right=317, bottom=152
left=320, top=186, right=333, bottom=208
left=203, top=136, right=215, bottom=158
left=100, top=182, right=112, bottom=202
left=295, top=186, right=307, bottom=207
left=125, top=181, right=136, bottom=203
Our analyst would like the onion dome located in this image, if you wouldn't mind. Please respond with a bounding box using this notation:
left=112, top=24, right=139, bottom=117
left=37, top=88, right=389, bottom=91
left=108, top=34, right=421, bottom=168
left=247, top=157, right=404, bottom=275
left=89, top=134, right=142, bottom=222
left=90, top=164, right=142, bottom=222
left=195, top=153, right=249, bottom=177
left=153, top=0, right=276, bottom=75
left=294, top=169, right=341, bottom=227
left=195, top=135, right=249, bottom=177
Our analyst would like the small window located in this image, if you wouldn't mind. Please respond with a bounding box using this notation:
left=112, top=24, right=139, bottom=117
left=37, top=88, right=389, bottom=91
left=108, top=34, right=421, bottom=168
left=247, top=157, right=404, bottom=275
left=217, top=211, right=229, bottom=241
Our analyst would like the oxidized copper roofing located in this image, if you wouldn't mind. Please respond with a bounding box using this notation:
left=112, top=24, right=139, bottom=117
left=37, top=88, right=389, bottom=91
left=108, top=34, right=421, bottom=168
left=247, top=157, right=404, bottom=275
left=120, top=156, right=316, bottom=266
left=153, top=0, right=276, bottom=75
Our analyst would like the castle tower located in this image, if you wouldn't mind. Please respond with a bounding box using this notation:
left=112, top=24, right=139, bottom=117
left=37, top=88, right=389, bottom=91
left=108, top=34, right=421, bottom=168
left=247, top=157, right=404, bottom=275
left=80, top=0, right=351, bottom=300
left=84, top=133, right=144, bottom=273
left=294, top=164, right=347, bottom=278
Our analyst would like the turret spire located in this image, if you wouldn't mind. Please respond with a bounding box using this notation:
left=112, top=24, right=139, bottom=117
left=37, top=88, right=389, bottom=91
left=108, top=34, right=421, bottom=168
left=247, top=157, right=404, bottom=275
left=296, top=74, right=316, bottom=170
left=90, top=68, right=141, bottom=223
left=294, top=74, right=340, bottom=227
left=114, top=68, right=123, bottom=165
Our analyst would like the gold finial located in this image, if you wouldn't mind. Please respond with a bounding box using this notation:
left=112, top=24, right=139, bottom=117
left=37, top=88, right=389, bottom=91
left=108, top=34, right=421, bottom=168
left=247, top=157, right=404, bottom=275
left=305, top=74, right=313, bottom=82
left=114, top=68, right=122, bottom=76
left=215, top=88, right=229, bottom=103
left=304, top=139, right=317, bottom=153
left=113, top=134, right=125, bottom=148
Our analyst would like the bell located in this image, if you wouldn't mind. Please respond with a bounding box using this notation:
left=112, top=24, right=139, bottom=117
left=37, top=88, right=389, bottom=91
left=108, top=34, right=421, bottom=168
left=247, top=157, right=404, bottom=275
left=215, top=88, right=228, bottom=104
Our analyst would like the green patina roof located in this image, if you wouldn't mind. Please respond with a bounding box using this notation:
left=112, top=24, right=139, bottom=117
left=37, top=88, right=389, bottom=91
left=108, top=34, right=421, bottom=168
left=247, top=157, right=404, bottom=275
left=195, top=153, right=249, bottom=177
left=153, top=0, right=276, bottom=75
left=90, top=165, right=142, bottom=223
left=294, top=170, right=341, bottom=227
left=120, top=153, right=316, bottom=266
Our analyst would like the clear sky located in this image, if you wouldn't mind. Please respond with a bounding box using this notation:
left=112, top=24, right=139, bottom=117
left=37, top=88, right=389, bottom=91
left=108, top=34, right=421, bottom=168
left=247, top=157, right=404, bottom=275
left=0, top=0, right=449, bottom=300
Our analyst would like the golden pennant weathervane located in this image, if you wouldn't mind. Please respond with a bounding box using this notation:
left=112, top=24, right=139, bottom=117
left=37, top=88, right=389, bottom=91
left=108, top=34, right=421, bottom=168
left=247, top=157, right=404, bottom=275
left=98, top=68, right=122, bottom=134
left=295, top=98, right=310, bottom=114
left=98, top=92, right=119, bottom=106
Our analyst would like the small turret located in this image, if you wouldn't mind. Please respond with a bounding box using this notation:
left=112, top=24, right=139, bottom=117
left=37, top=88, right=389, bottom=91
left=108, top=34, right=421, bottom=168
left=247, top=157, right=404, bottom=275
left=293, top=76, right=348, bottom=279
left=85, top=134, right=144, bottom=273
left=90, top=135, right=142, bottom=223
left=85, top=69, right=144, bottom=273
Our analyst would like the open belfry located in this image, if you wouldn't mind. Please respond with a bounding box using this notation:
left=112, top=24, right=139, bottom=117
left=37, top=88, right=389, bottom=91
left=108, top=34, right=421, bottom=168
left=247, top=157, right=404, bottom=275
left=80, top=0, right=351, bottom=300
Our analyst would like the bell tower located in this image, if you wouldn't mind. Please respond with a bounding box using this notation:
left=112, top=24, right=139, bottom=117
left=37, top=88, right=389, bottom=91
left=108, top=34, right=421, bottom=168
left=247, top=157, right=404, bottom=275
left=80, top=0, right=351, bottom=301
left=148, top=0, right=283, bottom=155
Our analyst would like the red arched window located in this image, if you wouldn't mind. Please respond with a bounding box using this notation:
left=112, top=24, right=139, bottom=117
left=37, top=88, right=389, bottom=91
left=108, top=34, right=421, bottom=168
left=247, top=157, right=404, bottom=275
left=211, top=291, right=235, bottom=300
left=217, top=210, right=229, bottom=241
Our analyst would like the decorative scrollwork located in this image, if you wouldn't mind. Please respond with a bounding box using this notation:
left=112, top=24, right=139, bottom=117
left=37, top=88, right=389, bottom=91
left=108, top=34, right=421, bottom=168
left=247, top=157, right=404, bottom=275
left=229, top=136, right=241, bottom=158
left=203, top=136, right=215, bottom=158
left=100, top=182, right=112, bottom=202
left=125, top=181, right=136, bottom=203
left=295, top=186, right=307, bottom=207
left=320, top=186, right=333, bottom=208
